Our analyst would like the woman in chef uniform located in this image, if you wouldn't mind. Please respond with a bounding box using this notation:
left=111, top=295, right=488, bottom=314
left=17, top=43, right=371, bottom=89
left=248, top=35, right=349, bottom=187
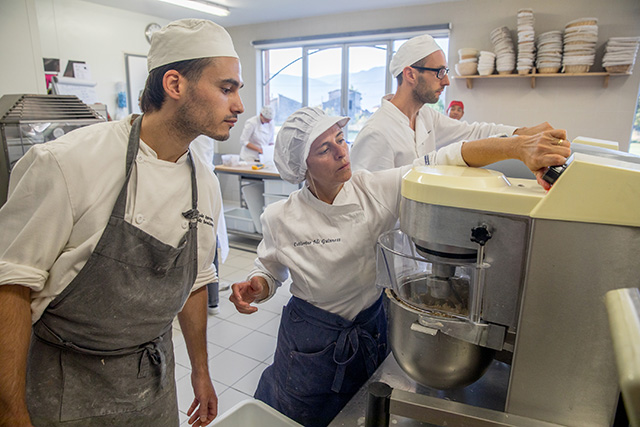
left=230, top=107, right=570, bottom=427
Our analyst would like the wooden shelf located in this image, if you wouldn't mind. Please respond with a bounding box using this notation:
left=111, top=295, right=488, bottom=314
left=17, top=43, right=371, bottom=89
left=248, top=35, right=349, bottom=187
left=453, top=71, right=631, bottom=89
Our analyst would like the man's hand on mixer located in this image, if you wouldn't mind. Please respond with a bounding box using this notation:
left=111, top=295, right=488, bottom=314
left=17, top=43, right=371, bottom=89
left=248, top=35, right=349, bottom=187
left=513, top=121, right=554, bottom=136
left=515, top=129, right=571, bottom=190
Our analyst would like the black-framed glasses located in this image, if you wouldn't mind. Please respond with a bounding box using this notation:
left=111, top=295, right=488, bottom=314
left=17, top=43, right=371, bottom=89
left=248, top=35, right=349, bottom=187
left=411, top=66, right=450, bottom=80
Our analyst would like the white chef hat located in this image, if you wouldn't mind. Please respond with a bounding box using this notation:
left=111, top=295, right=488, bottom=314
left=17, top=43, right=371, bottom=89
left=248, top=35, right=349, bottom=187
left=389, top=34, right=443, bottom=77
left=274, top=107, right=350, bottom=184
left=260, top=105, right=275, bottom=120
left=147, top=19, right=238, bottom=72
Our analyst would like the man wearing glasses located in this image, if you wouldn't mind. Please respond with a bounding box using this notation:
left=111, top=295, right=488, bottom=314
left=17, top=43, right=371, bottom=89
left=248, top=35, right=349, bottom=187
left=351, top=34, right=558, bottom=174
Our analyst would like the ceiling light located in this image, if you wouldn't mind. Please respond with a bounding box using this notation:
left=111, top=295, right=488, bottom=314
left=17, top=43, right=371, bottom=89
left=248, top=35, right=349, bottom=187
left=158, top=0, right=230, bottom=17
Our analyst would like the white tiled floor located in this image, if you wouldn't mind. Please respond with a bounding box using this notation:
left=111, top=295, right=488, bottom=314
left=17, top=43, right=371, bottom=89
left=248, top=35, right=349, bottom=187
left=171, top=240, right=290, bottom=425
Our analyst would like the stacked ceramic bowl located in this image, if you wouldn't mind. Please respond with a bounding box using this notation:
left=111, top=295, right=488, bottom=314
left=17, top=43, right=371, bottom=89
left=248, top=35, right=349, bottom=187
left=602, top=37, right=640, bottom=73
left=516, top=8, right=536, bottom=75
left=478, top=51, right=496, bottom=75
left=562, top=17, right=598, bottom=73
left=455, top=48, right=479, bottom=76
left=490, top=26, right=516, bottom=74
left=536, top=31, right=563, bottom=73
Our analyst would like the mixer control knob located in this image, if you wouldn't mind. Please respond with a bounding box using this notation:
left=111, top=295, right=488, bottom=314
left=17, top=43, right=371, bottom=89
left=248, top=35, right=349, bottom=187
left=471, top=225, right=492, bottom=246
left=542, top=153, right=575, bottom=186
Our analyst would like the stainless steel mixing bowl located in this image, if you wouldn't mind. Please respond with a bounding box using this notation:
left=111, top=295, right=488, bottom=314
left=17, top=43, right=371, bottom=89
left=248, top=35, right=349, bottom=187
left=387, top=289, right=495, bottom=390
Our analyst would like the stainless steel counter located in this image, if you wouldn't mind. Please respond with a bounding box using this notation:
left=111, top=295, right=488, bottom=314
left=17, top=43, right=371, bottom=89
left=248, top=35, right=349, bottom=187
left=329, top=353, right=510, bottom=426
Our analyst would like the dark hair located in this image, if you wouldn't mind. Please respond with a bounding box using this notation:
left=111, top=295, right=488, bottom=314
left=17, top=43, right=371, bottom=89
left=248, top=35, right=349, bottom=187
left=140, top=57, right=213, bottom=113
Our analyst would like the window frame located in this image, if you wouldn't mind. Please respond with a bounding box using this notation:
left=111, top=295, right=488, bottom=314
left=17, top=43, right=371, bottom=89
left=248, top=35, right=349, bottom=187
left=255, top=25, right=450, bottom=122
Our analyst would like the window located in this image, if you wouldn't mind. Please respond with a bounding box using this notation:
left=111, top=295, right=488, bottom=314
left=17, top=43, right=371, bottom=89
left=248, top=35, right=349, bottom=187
left=307, top=46, right=342, bottom=114
left=257, top=26, right=450, bottom=141
left=262, top=47, right=302, bottom=127
left=347, top=44, right=387, bottom=141
left=631, top=90, right=640, bottom=155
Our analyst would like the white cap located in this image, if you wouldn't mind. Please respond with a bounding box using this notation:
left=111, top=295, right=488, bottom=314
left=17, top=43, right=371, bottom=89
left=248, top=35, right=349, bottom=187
left=389, top=34, right=443, bottom=77
left=260, top=105, right=275, bottom=120
left=147, top=19, right=238, bottom=72
left=274, top=107, right=350, bottom=184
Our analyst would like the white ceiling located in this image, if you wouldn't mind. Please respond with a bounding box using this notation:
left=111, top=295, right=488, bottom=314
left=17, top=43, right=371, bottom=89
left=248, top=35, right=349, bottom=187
left=79, top=0, right=454, bottom=27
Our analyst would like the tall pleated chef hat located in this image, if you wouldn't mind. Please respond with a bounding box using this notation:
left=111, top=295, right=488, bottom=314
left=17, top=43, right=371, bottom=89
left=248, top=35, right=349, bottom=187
left=261, top=105, right=275, bottom=120
left=275, top=107, right=350, bottom=184
left=389, top=34, right=443, bottom=77
left=147, top=19, right=238, bottom=72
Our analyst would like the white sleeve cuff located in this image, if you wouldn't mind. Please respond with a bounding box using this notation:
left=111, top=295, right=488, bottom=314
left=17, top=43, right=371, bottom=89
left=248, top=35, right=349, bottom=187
left=418, top=142, right=466, bottom=167
left=0, top=261, right=49, bottom=292
left=248, top=269, right=281, bottom=303
left=505, top=125, right=518, bottom=135
left=191, top=263, right=217, bottom=293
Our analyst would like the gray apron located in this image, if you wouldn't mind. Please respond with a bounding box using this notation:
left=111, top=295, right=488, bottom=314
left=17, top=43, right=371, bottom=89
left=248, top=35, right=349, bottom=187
left=26, top=115, right=199, bottom=426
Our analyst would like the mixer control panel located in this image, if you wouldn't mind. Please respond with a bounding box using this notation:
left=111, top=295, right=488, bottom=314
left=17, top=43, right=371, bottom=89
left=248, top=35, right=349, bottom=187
left=542, top=154, right=575, bottom=186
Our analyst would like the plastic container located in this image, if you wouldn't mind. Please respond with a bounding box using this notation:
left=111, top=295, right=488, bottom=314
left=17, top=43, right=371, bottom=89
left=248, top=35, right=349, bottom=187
left=221, top=154, right=240, bottom=167
left=224, top=208, right=256, bottom=233
left=115, top=81, right=127, bottom=120
left=241, top=182, right=264, bottom=234
left=264, top=193, right=288, bottom=206
left=211, top=399, right=302, bottom=427
left=264, top=180, right=299, bottom=196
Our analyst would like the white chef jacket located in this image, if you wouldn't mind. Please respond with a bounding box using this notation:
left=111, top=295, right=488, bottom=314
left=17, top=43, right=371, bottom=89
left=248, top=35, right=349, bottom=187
left=189, top=134, right=229, bottom=263
left=0, top=116, right=222, bottom=323
left=246, top=145, right=465, bottom=321
left=350, top=95, right=517, bottom=172
left=239, top=115, right=275, bottom=162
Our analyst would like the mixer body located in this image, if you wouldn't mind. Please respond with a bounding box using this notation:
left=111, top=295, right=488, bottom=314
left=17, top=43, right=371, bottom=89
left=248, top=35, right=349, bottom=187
left=376, top=158, right=640, bottom=426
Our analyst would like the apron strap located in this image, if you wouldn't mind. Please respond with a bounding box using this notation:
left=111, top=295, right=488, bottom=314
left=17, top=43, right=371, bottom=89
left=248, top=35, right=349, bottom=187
left=182, top=152, right=200, bottom=229
left=112, top=115, right=143, bottom=220
left=287, top=296, right=384, bottom=393
left=331, top=325, right=379, bottom=393
left=113, top=115, right=199, bottom=223
left=35, top=319, right=171, bottom=384
left=34, top=320, right=171, bottom=356
left=138, top=336, right=167, bottom=381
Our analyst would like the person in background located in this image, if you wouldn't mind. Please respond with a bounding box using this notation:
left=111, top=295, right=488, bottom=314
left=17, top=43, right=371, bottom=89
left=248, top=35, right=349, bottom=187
left=350, top=34, right=563, bottom=174
left=239, top=105, right=276, bottom=162
left=0, top=19, right=244, bottom=427
left=189, top=134, right=231, bottom=315
left=447, top=100, right=464, bottom=120
left=237, top=105, right=276, bottom=234
left=229, top=107, right=569, bottom=427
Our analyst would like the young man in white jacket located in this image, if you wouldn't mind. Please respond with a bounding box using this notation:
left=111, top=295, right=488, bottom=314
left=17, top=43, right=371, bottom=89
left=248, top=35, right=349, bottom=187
left=0, top=19, right=243, bottom=427
left=350, top=34, right=562, bottom=173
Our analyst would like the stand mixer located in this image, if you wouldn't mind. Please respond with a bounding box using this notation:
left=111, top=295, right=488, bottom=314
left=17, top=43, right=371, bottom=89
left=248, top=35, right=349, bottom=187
left=375, top=152, right=640, bottom=426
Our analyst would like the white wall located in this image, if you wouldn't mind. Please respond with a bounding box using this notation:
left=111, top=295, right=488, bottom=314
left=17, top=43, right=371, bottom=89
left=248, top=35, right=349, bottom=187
left=226, top=0, right=640, bottom=153
left=0, top=0, right=46, bottom=96
left=0, top=0, right=169, bottom=115
left=34, top=0, right=170, bottom=115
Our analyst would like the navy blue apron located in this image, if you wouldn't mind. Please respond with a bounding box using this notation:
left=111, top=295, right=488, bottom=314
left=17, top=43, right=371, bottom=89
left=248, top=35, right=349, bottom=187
left=255, top=294, right=388, bottom=427
left=26, top=115, right=199, bottom=426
